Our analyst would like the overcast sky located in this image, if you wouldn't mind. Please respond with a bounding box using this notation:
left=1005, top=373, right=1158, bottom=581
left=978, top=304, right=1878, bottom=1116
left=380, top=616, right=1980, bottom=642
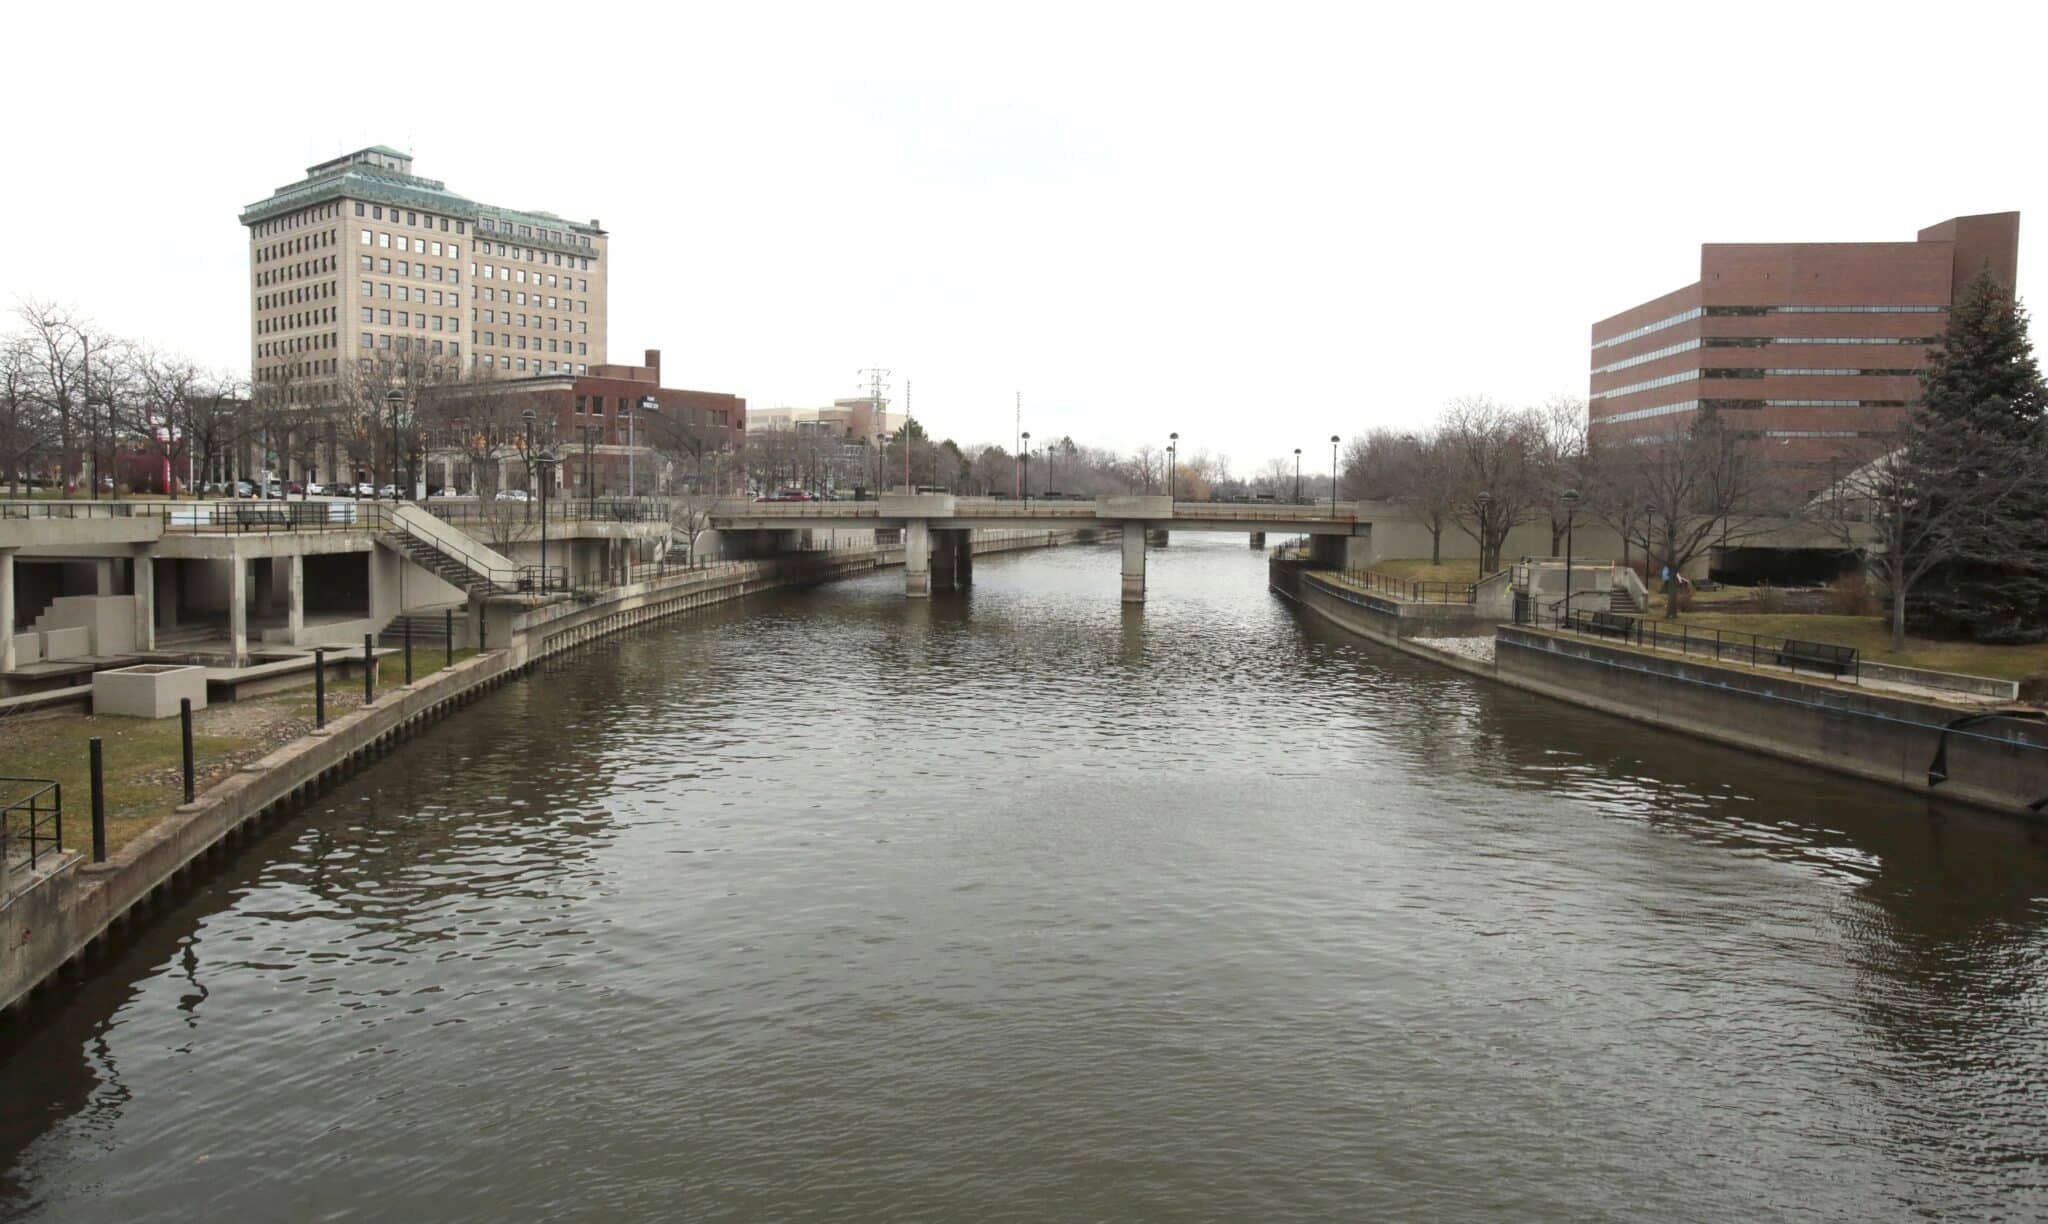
left=4, top=1, right=2040, bottom=475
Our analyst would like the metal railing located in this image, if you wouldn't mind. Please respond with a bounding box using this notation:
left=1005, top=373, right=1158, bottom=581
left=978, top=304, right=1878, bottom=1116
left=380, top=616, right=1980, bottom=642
left=1335, top=569, right=1477, bottom=604
left=1, top=778, right=62, bottom=872
left=1539, top=606, right=1862, bottom=684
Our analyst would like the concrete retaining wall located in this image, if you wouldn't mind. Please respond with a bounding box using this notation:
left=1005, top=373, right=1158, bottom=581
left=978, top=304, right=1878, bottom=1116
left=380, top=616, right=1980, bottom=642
left=1288, top=566, right=1490, bottom=643
left=1491, top=627, right=2048, bottom=816
left=3, top=528, right=1090, bottom=1019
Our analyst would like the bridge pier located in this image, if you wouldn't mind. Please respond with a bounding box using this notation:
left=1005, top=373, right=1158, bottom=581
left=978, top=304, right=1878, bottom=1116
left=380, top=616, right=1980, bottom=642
left=1309, top=532, right=1372, bottom=571
left=1121, top=526, right=1147, bottom=603
left=904, top=519, right=930, bottom=598
left=1146, top=528, right=1169, bottom=547
left=1248, top=532, right=1265, bottom=549
left=927, top=529, right=973, bottom=592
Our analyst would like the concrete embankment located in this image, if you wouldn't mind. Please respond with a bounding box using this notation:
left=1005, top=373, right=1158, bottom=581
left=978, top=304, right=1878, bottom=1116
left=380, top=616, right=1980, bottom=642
left=1272, top=558, right=2048, bottom=817
left=2, top=529, right=1089, bottom=1018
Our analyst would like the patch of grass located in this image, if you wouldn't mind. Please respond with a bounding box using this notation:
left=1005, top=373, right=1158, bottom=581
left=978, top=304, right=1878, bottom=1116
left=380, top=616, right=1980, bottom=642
left=1670, top=612, right=2048, bottom=682
left=1368, top=558, right=1488, bottom=585
left=0, top=646, right=479, bottom=859
left=2, top=704, right=269, bottom=858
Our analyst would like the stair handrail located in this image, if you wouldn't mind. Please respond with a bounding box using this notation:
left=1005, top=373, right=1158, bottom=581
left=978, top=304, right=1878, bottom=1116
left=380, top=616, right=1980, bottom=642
left=368, top=503, right=531, bottom=594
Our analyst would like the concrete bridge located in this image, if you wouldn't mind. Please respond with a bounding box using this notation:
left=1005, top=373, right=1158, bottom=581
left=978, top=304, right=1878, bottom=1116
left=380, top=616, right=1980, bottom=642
left=710, top=494, right=1372, bottom=600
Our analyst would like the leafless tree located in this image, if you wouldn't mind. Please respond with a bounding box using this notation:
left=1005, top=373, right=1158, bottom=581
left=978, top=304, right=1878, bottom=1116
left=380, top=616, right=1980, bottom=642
left=1530, top=394, right=1589, bottom=553
left=0, top=335, right=54, bottom=496
left=1615, top=407, right=1774, bottom=618
left=1440, top=396, right=1545, bottom=573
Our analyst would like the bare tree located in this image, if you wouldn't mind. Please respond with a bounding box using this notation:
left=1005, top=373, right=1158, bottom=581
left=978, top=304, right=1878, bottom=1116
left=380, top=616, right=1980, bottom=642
left=1530, top=394, right=1589, bottom=553
left=1619, top=407, right=1773, bottom=618
left=0, top=335, right=55, bottom=496
left=1440, top=396, right=1545, bottom=573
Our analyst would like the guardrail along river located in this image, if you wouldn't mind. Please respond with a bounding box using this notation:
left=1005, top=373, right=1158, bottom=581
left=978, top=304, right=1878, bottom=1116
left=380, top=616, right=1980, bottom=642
left=4, top=538, right=2046, bottom=1220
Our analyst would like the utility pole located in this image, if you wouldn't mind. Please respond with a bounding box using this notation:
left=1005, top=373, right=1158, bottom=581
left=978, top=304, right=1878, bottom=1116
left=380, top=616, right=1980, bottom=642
left=1014, top=392, right=1021, bottom=499
left=903, top=380, right=912, bottom=492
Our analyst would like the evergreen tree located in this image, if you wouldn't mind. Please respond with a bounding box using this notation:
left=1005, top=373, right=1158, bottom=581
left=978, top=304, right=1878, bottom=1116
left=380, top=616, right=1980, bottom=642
left=1906, top=269, right=2048, bottom=642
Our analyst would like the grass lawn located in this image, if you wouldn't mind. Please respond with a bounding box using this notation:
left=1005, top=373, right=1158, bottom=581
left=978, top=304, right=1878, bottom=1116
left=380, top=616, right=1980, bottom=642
left=1671, top=612, right=2048, bottom=682
left=1368, top=558, right=1488, bottom=585
left=0, top=646, right=475, bottom=859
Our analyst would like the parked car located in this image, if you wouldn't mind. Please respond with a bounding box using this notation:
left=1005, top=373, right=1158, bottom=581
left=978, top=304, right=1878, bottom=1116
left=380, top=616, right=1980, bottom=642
left=494, top=489, right=530, bottom=502
left=355, top=482, right=377, bottom=497
left=753, top=488, right=814, bottom=502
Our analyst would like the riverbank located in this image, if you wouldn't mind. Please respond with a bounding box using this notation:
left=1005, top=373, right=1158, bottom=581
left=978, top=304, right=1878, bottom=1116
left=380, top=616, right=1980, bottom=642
left=1, top=529, right=1091, bottom=1018
left=1272, top=558, right=2048, bottom=818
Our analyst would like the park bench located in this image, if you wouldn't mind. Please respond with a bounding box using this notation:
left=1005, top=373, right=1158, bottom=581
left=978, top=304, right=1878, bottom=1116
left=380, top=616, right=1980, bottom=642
left=1584, top=610, right=1635, bottom=639
left=1775, top=638, right=1858, bottom=678
left=229, top=505, right=291, bottom=529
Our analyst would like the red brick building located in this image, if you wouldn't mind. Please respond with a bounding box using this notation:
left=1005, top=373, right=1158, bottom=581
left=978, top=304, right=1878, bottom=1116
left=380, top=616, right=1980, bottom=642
left=1589, top=212, right=2020, bottom=496
left=433, top=349, right=745, bottom=496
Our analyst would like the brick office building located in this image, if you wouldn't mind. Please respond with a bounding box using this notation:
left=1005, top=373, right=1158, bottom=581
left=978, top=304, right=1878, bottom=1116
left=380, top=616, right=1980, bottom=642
left=1589, top=212, right=2020, bottom=497
left=428, top=349, right=745, bottom=496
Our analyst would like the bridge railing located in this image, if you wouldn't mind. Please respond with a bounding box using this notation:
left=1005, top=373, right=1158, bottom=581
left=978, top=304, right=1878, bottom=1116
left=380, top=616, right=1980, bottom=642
left=1334, top=569, right=1476, bottom=604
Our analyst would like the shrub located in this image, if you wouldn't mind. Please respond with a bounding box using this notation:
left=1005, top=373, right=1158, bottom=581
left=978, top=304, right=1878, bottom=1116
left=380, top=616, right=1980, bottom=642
left=1826, top=574, right=1881, bottom=616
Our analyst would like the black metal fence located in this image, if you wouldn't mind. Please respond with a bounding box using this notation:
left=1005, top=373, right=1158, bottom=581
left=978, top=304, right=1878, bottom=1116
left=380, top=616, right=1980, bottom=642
left=1540, top=606, right=1862, bottom=684
left=1, top=777, right=62, bottom=872
left=1336, top=569, right=1476, bottom=604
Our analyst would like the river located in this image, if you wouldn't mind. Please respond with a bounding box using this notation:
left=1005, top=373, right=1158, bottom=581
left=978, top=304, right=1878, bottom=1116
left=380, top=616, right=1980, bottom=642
left=4, top=537, right=2046, bottom=1221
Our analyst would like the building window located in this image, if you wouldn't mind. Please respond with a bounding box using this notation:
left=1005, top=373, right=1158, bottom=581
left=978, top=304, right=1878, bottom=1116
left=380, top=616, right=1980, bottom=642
left=360, top=229, right=372, bottom=245
left=379, top=233, right=390, bottom=248
left=360, top=280, right=372, bottom=296
left=354, top=202, right=365, bottom=217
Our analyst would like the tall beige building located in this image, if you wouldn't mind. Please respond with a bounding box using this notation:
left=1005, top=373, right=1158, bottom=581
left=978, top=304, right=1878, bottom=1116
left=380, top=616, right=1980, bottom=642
left=239, top=146, right=610, bottom=408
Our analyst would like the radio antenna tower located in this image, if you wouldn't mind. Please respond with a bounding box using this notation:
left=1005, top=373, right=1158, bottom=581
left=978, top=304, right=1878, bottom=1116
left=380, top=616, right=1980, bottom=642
left=858, top=367, right=891, bottom=445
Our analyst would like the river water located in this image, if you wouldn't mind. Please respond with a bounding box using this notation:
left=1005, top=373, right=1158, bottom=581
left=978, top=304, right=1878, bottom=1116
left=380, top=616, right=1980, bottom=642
left=4, top=538, right=2047, bottom=1221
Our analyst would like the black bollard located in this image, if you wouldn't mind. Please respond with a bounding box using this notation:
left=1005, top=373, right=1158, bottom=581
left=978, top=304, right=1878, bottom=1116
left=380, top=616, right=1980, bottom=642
left=445, top=608, right=455, bottom=664
left=404, top=616, right=414, bottom=685
left=314, top=647, right=326, bottom=728
left=180, top=697, right=195, bottom=804
left=364, top=633, right=375, bottom=704
left=479, top=607, right=487, bottom=653
left=89, top=737, right=106, bottom=863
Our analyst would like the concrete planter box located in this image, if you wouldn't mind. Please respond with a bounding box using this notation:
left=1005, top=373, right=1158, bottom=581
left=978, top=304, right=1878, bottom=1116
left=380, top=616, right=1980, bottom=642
left=92, top=664, right=208, bottom=719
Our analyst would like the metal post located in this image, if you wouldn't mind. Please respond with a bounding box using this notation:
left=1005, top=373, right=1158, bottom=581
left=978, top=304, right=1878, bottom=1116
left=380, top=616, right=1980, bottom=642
left=404, top=615, right=413, bottom=685
left=89, top=737, right=106, bottom=863
left=364, top=632, right=375, bottom=704
left=180, top=697, right=195, bottom=804
left=445, top=607, right=455, bottom=663
left=314, top=647, right=326, bottom=728
left=479, top=606, right=488, bottom=653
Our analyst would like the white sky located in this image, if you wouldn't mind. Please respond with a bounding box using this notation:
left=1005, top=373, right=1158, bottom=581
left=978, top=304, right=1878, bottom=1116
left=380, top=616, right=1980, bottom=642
left=3, top=1, right=2040, bottom=476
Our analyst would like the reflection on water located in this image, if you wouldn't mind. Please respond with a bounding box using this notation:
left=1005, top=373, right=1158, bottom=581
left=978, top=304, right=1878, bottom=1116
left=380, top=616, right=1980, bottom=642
left=4, top=538, right=2046, bottom=1221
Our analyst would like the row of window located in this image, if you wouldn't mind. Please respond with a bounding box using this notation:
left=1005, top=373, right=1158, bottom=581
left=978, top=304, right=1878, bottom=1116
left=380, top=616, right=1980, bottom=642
left=256, top=289, right=335, bottom=321
left=476, top=262, right=590, bottom=290
left=1593, top=307, right=1701, bottom=349
left=475, top=215, right=595, bottom=251
left=1596, top=303, right=1949, bottom=351
left=1594, top=365, right=1929, bottom=398
left=359, top=254, right=459, bottom=283
left=1704, top=304, right=1946, bottom=316
left=475, top=284, right=589, bottom=315
left=475, top=308, right=586, bottom=334
left=475, top=239, right=594, bottom=271
left=361, top=229, right=461, bottom=259
left=257, top=255, right=336, bottom=288
left=1596, top=397, right=1910, bottom=425
left=251, top=202, right=343, bottom=239
left=257, top=234, right=336, bottom=272
left=361, top=308, right=459, bottom=332
left=476, top=354, right=587, bottom=374
left=573, top=395, right=642, bottom=416
left=358, top=334, right=462, bottom=357
left=257, top=320, right=336, bottom=352
left=475, top=332, right=587, bottom=355
left=1593, top=335, right=1937, bottom=375
left=355, top=201, right=465, bottom=236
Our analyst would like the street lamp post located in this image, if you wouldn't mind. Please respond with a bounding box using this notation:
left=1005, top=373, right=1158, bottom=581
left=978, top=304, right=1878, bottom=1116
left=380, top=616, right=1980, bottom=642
left=1021, top=431, right=1031, bottom=501
left=1168, top=432, right=1179, bottom=500
left=1293, top=447, right=1302, bottom=502
left=385, top=390, right=405, bottom=500
left=1329, top=435, right=1339, bottom=516
left=1562, top=488, right=1581, bottom=625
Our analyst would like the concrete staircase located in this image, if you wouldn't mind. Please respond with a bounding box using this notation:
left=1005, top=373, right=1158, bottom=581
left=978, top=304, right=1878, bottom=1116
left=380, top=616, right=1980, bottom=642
left=377, top=606, right=470, bottom=649
left=373, top=505, right=521, bottom=596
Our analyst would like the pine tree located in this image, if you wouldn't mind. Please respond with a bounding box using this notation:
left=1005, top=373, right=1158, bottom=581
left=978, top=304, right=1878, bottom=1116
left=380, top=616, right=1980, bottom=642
left=1906, top=269, right=2048, bottom=642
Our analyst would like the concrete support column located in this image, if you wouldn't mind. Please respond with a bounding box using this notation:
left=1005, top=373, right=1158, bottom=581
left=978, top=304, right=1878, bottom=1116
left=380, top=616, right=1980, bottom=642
left=931, top=529, right=959, bottom=591
left=956, top=533, right=974, bottom=588
left=1248, top=532, right=1266, bottom=548
left=228, top=557, right=248, bottom=665
left=1146, top=528, right=1169, bottom=547
left=288, top=554, right=305, bottom=641
left=904, top=519, right=930, bottom=598
left=0, top=548, right=16, bottom=674
left=94, top=559, right=116, bottom=595
left=1121, top=525, right=1147, bottom=603
left=133, top=551, right=155, bottom=651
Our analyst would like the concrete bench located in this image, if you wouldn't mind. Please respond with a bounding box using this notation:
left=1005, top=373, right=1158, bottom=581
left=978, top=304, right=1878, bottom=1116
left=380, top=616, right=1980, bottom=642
left=1776, top=638, right=1858, bottom=678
